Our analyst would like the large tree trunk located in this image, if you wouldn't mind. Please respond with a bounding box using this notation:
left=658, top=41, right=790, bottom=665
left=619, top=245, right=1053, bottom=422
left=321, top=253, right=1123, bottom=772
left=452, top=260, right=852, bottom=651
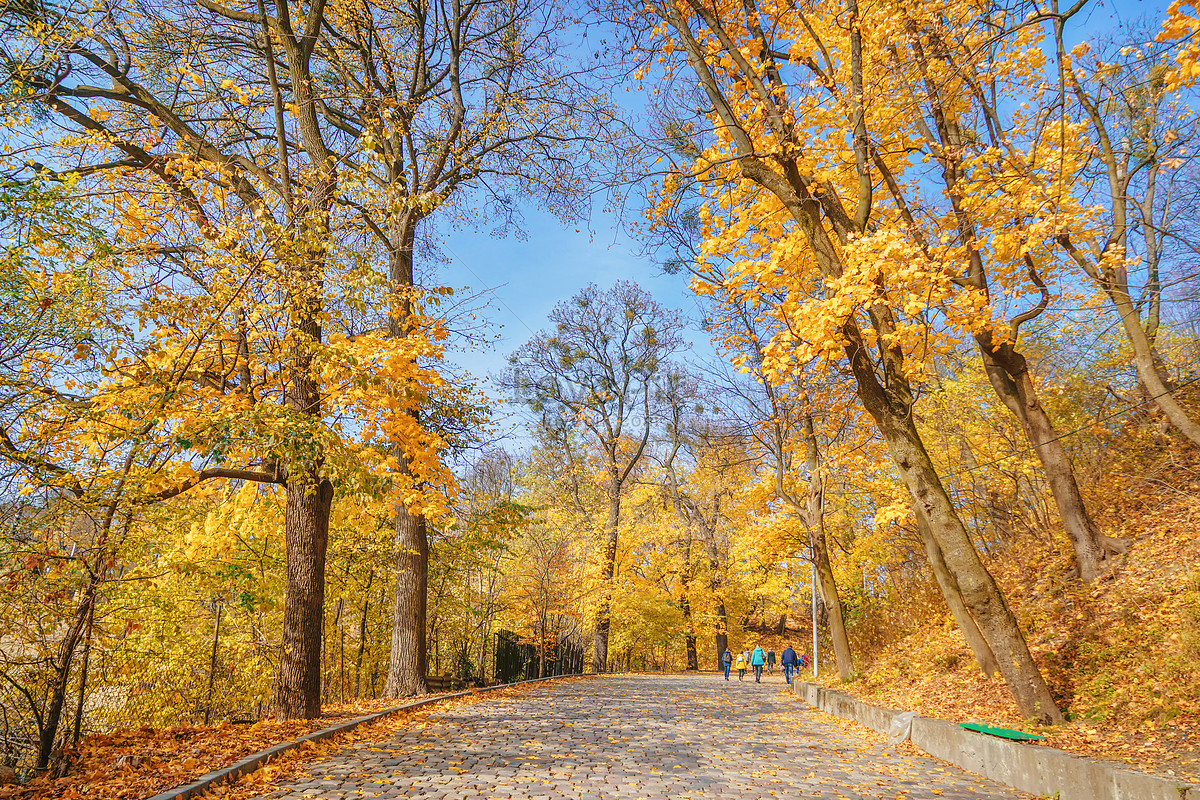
left=977, top=338, right=1111, bottom=581
left=593, top=482, right=621, bottom=673
left=383, top=212, right=429, bottom=697
left=385, top=503, right=428, bottom=696
left=867, top=387, right=1062, bottom=722
left=273, top=191, right=336, bottom=719
left=275, top=469, right=334, bottom=718
left=916, top=517, right=999, bottom=676
left=275, top=254, right=335, bottom=718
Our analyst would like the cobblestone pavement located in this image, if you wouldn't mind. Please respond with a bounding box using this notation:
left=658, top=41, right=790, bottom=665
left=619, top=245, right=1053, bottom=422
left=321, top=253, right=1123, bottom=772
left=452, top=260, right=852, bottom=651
left=256, top=674, right=1030, bottom=799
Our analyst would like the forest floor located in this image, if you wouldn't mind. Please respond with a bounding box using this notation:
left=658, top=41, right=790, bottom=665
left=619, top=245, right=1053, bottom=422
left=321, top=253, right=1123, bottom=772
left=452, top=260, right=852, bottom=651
left=824, top=439, right=1200, bottom=785
left=0, top=693, right=483, bottom=800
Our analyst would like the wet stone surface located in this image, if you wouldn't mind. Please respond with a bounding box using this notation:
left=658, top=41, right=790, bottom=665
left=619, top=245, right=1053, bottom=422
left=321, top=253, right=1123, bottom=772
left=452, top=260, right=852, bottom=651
left=254, top=673, right=1029, bottom=799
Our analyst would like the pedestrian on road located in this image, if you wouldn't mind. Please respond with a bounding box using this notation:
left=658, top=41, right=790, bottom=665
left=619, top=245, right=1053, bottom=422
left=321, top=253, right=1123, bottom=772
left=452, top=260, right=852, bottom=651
left=767, top=649, right=776, bottom=675
left=750, top=644, right=766, bottom=683
left=735, top=651, right=747, bottom=681
left=780, top=644, right=797, bottom=684
left=722, top=648, right=733, bottom=681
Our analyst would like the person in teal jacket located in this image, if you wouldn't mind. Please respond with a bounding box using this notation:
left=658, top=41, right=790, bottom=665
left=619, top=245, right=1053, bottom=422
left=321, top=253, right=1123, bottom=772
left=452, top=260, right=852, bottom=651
left=750, top=644, right=766, bottom=683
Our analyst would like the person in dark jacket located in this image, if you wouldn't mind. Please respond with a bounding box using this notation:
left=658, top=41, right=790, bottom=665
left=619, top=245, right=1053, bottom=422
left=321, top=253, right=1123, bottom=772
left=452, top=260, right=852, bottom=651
left=722, top=648, right=733, bottom=681
left=780, top=644, right=798, bottom=684
left=766, top=649, right=776, bottom=675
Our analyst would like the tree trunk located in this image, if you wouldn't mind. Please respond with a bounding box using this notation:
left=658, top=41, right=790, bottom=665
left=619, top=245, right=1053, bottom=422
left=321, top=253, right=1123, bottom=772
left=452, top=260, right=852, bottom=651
left=868, top=390, right=1062, bottom=722
left=270, top=5, right=338, bottom=721
left=707, top=538, right=728, bottom=667
left=383, top=211, right=429, bottom=698
left=205, top=604, right=222, bottom=724
left=385, top=503, right=428, bottom=696
left=275, top=469, right=334, bottom=718
left=593, top=482, right=621, bottom=673
left=800, top=408, right=853, bottom=680
left=37, top=585, right=92, bottom=771
left=539, top=614, right=547, bottom=678
left=70, top=599, right=95, bottom=750
left=1110, top=290, right=1200, bottom=445
left=681, top=593, right=699, bottom=671
left=355, top=570, right=373, bottom=698
left=978, top=339, right=1111, bottom=581
left=681, top=538, right=699, bottom=670
left=811, top=537, right=852, bottom=680
left=275, top=227, right=335, bottom=719
left=916, top=517, right=999, bottom=676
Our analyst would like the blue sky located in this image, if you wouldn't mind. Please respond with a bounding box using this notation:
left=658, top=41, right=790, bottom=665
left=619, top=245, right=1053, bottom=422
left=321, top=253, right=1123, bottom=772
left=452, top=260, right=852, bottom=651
left=434, top=207, right=714, bottom=405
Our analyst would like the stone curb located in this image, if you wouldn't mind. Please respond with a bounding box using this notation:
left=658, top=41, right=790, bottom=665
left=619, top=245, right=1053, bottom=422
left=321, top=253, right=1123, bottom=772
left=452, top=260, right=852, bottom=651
left=146, top=673, right=586, bottom=800
left=792, top=681, right=1200, bottom=800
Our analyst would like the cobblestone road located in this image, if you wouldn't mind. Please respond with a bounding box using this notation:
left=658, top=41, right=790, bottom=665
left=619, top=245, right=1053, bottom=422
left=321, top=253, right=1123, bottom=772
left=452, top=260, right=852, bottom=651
left=257, top=674, right=1029, bottom=799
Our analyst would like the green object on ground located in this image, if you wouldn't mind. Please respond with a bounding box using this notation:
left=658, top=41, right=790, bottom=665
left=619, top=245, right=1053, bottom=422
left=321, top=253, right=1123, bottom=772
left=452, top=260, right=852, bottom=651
left=959, top=722, right=1046, bottom=742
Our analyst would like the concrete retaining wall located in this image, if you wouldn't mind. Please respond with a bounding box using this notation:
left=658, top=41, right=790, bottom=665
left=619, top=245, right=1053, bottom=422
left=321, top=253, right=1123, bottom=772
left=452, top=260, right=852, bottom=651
left=792, top=681, right=1199, bottom=800
left=148, top=673, right=584, bottom=800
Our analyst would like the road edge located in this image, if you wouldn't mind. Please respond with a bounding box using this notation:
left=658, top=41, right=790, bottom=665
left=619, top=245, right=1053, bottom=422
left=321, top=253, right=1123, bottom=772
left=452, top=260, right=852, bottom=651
left=791, top=680, right=1200, bottom=800
left=146, top=674, right=587, bottom=800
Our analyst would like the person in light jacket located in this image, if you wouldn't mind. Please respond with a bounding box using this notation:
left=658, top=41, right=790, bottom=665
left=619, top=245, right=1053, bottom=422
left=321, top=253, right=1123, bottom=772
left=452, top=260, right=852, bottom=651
left=750, top=644, right=766, bottom=683
left=735, top=651, right=747, bottom=681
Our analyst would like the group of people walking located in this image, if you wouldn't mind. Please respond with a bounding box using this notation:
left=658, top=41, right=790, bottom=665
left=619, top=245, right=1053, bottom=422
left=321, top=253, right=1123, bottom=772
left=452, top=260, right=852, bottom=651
left=721, top=644, right=807, bottom=684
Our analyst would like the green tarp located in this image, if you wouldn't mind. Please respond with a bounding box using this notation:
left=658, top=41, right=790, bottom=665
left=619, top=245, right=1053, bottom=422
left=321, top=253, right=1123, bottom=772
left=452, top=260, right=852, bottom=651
left=959, top=723, right=1046, bottom=742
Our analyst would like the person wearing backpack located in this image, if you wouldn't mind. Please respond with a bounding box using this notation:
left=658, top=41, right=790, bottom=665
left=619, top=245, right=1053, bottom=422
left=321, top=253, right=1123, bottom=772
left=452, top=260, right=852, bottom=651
left=722, top=648, right=733, bottom=681
left=735, top=651, right=747, bottom=681
left=750, top=644, right=767, bottom=683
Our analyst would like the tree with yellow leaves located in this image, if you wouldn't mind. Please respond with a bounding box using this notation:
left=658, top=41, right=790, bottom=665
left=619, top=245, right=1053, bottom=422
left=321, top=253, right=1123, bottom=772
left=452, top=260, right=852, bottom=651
left=629, top=0, right=1062, bottom=720
left=504, top=282, right=686, bottom=672
left=308, top=0, right=617, bottom=697
left=1, top=0, right=457, bottom=720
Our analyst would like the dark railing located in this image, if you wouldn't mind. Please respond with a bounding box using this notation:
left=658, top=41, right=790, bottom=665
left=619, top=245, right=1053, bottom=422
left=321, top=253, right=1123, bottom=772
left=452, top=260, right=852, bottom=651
left=492, top=630, right=586, bottom=684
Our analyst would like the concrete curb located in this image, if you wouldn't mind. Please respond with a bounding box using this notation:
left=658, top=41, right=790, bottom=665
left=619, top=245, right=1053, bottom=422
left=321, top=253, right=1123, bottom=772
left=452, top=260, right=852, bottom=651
left=147, top=673, right=586, bottom=800
left=792, top=681, right=1200, bottom=800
